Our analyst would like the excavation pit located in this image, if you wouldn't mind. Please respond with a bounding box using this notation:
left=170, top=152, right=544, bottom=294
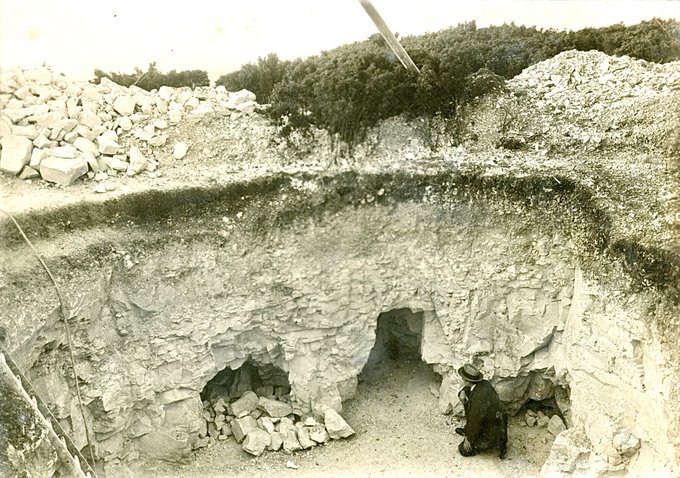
left=1, top=170, right=678, bottom=477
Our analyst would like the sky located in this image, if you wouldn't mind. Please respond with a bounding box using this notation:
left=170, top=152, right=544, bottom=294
left=1, top=1, right=679, bottom=82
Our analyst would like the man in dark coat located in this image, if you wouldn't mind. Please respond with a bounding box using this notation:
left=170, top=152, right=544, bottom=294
left=455, top=363, right=508, bottom=459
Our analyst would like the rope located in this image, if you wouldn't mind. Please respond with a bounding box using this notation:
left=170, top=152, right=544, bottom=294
left=1, top=209, right=99, bottom=477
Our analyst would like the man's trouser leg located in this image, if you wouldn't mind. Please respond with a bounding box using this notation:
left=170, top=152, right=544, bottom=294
left=459, top=437, right=492, bottom=457
left=458, top=440, right=476, bottom=457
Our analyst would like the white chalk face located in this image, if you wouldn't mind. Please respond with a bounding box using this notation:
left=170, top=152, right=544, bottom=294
left=1, top=1, right=678, bottom=81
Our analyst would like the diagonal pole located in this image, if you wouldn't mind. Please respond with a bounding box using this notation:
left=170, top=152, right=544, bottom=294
left=358, top=0, right=420, bottom=74
left=0, top=353, right=90, bottom=478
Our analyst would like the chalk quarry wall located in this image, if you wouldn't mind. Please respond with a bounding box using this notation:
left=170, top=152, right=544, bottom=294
left=1, top=174, right=677, bottom=476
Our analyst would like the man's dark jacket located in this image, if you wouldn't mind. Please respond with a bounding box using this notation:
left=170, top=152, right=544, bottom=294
left=463, top=380, right=507, bottom=453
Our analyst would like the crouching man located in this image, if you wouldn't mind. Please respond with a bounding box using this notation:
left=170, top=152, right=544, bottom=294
left=455, top=363, right=508, bottom=459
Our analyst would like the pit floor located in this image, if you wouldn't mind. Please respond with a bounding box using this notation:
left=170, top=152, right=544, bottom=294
left=137, top=359, right=554, bottom=478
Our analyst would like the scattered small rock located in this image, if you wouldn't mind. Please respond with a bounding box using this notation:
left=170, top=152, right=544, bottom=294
left=0, top=117, right=12, bottom=138
left=324, top=409, right=355, bottom=440
left=173, top=142, right=189, bottom=160
left=0, top=135, right=33, bottom=175
left=231, top=416, right=258, bottom=443
left=303, top=416, right=317, bottom=427
left=51, top=145, right=78, bottom=159
left=282, top=430, right=302, bottom=453
left=242, top=429, right=271, bottom=456
left=113, top=95, right=136, bottom=116
left=296, top=426, right=315, bottom=450
left=18, top=166, right=40, bottom=180
left=118, top=116, right=133, bottom=131
left=257, top=416, right=276, bottom=434
left=39, top=156, right=88, bottom=185
left=213, top=398, right=227, bottom=414
left=148, top=134, right=167, bottom=147
left=127, top=146, right=148, bottom=176
left=103, top=156, right=129, bottom=172
left=168, top=109, right=182, bottom=124
left=258, top=397, right=293, bottom=418
left=277, top=417, right=295, bottom=433
left=268, top=431, right=283, bottom=451
left=73, top=137, right=99, bottom=156
left=309, top=424, right=330, bottom=444
left=548, top=415, right=567, bottom=437
left=98, top=137, right=122, bottom=155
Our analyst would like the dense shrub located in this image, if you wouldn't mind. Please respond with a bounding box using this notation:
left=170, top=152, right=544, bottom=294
left=215, top=53, right=290, bottom=104
left=246, top=18, right=679, bottom=146
left=92, top=63, right=210, bottom=91
left=567, top=18, right=680, bottom=63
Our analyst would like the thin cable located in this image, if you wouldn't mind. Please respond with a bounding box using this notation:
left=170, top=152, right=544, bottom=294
left=1, top=209, right=99, bottom=476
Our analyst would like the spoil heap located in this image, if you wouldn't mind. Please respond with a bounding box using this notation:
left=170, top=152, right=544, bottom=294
left=0, top=67, right=258, bottom=188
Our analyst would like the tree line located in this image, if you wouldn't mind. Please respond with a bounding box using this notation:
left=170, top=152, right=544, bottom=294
left=92, top=62, right=209, bottom=90
left=92, top=19, right=680, bottom=145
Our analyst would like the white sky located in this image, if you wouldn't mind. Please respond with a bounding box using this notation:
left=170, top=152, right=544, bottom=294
left=1, top=1, right=679, bottom=82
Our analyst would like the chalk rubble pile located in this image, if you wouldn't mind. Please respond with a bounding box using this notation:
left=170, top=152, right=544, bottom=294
left=524, top=409, right=567, bottom=437
left=0, top=67, right=259, bottom=189
left=199, top=387, right=354, bottom=457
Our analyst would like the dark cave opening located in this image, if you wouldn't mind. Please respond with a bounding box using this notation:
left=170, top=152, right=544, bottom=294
left=200, top=359, right=291, bottom=403
left=516, top=384, right=571, bottom=433
left=360, top=308, right=442, bottom=393
left=364, top=308, right=425, bottom=369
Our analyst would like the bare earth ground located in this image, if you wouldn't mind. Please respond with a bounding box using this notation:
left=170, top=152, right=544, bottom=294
left=136, top=359, right=553, bottom=478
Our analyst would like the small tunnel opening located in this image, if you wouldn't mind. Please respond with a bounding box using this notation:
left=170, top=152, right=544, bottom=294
left=364, top=308, right=427, bottom=368
left=359, top=307, right=442, bottom=398
left=196, top=360, right=292, bottom=448
left=516, top=383, right=571, bottom=429
left=200, top=360, right=291, bottom=403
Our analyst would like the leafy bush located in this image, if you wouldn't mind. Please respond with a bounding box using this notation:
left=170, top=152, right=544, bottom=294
left=567, top=18, right=680, bottom=63
left=462, top=68, right=507, bottom=101
left=92, top=63, right=210, bottom=91
left=215, top=53, right=289, bottom=104
left=268, top=36, right=423, bottom=145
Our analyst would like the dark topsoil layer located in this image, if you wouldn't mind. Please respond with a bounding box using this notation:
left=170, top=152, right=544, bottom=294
left=1, top=169, right=678, bottom=306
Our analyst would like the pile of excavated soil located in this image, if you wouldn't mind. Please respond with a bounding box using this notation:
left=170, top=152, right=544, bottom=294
left=461, top=50, right=680, bottom=253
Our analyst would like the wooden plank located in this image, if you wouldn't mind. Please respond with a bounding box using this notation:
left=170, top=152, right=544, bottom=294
left=359, top=0, right=420, bottom=74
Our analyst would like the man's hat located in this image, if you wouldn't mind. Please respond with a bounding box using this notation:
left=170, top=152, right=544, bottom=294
left=458, top=363, right=483, bottom=383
